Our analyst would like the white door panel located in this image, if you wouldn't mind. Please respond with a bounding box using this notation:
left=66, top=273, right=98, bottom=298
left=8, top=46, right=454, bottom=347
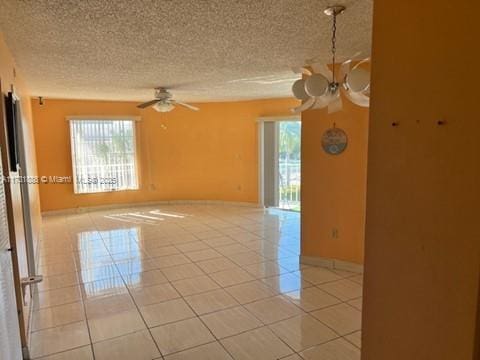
left=0, top=146, right=23, bottom=360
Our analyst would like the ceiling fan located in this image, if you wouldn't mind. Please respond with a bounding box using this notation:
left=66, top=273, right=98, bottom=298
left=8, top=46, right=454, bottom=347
left=291, top=5, right=371, bottom=114
left=137, top=87, right=199, bottom=112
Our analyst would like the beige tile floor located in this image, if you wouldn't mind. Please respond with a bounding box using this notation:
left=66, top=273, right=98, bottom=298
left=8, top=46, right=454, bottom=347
left=31, top=204, right=363, bottom=359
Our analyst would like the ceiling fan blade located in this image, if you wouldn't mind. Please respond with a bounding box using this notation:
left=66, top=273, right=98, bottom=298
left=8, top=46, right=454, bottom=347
left=291, top=97, right=315, bottom=114
left=173, top=101, right=199, bottom=111
left=137, top=99, right=159, bottom=109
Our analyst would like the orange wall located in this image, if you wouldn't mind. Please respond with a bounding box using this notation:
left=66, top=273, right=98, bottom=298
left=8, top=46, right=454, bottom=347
left=301, top=99, right=369, bottom=265
left=362, top=1, right=480, bottom=359
left=32, top=97, right=298, bottom=211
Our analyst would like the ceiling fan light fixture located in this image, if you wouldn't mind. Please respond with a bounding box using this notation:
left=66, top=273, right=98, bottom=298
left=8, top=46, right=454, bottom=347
left=137, top=88, right=198, bottom=112
left=153, top=101, right=175, bottom=113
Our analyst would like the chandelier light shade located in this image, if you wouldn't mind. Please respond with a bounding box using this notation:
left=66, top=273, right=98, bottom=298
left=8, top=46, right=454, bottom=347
left=292, top=79, right=310, bottom=101
left=305, top=74, right=329, bottom=97
left=346, top=66, right=370, bottom=92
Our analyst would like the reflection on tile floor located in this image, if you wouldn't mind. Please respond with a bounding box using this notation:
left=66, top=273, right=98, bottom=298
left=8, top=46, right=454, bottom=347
left=31, top=204, right=362, bottom=359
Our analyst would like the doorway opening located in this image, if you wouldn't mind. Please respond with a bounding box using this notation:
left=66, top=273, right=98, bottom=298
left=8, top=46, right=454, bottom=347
left=259, top=118, right=301, bottom=211
left=278, top=121, right=301, bottom=211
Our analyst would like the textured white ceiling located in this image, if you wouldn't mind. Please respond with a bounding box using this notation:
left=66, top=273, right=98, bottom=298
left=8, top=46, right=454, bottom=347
left=0, top=0, right=372, bottom=102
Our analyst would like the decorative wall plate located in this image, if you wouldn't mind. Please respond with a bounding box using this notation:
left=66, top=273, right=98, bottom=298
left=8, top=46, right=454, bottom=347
left=321, top=127, right=348, bottom=155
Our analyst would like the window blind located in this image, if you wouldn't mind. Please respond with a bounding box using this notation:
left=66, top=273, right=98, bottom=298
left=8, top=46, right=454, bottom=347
left=69, top=119, right=138, bottom=194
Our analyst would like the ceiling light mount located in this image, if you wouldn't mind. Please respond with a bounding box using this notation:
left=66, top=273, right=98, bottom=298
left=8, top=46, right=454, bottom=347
left=323, top=5, right=346, bottom=17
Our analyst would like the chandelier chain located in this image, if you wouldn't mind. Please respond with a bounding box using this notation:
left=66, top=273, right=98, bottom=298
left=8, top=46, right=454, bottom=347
left=331, top=12, right=337, bottom=83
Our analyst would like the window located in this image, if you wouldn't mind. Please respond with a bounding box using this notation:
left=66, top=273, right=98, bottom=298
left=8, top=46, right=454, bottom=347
left=69, top=118, right=139, bottom=194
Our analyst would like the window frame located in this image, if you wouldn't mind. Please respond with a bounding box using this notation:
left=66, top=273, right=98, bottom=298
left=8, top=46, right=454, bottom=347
left=67, top=116, right=140, bottom=194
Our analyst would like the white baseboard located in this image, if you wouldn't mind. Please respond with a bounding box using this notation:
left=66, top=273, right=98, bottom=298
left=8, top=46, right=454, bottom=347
left=300, top=255, right=363, bottom=274
left=41, top=199, right=262, bottom=216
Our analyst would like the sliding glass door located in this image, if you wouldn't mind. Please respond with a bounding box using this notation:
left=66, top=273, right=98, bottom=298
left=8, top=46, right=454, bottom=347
left=278, top=121, right=301, bottom=211
left=261, top=119, right=301, bottom=211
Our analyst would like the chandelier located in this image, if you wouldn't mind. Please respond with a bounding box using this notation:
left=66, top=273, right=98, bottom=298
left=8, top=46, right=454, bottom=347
left=291, top=5, right=371, bottom=114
